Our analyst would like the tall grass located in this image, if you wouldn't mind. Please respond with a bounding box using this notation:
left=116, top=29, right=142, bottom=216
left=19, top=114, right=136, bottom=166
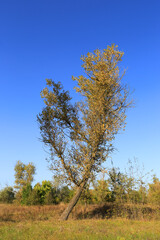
left=1, top=203, right=160, bottom=222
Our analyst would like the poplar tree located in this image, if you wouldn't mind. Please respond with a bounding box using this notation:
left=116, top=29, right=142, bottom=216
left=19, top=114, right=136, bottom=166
left=37, top=44, right=131, bottom=220
left=14, top=160, right=36, bottom=190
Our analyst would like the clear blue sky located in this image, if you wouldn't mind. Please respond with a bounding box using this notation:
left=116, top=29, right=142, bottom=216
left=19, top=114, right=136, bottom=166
left=0, top=0, right=159, bottom=188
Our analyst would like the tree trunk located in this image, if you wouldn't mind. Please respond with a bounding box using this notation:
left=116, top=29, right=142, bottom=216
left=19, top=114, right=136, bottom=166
left=60, top=182, right=86, bottom=221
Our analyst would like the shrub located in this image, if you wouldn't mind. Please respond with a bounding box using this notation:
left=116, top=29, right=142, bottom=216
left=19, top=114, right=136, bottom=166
left=44, top=188, right=60, bottom=204
left=0, top=187, right=15, bottom=203
left=21, top=184, right=33, bottom=205
left=60, top=186, right=73, bottom=203
left=148, top=176, right=160, bottom=205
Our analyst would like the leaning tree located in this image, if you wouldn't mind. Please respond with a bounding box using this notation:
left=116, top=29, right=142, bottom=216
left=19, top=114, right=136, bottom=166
left=37, top=44, right=131, bottom=220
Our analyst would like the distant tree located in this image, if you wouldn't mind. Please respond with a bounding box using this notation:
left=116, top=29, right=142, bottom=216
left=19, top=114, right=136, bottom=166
left=38, top=44, right=131, bottom=220
left=148, top=175, right=160, bottom=205
left=124, top=158, right=149, bottom=204
left=0, top=187, right=15, bottom=203
left=93, top=179, right=111, bottom=203
left=137, top=184, right=147, bottom=204
left=21, top=184, right=33, bottom=205
left=44, top=188, right=59, bottom=205
left=60, top=186, right=73, bottom=203
left=34, top=180, right=54, bottom=204
left=14, top=161, right=36, bottom=190
left=52, top=175, right=64, bottom=190
left=107, top=168, right=127, bottom=202
left=80, top=185, right=93, bottom=204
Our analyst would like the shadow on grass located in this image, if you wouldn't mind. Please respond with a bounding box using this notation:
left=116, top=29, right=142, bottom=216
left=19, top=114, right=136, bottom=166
left=76, top=203, right=159, bottom=220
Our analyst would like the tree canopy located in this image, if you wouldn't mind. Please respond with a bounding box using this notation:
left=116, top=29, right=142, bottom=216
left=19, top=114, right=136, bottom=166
left=14, top=160, right=36, bottom=190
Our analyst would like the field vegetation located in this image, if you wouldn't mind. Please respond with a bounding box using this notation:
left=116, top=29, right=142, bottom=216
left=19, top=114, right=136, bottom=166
left=1, top=203, right=160, bottom=240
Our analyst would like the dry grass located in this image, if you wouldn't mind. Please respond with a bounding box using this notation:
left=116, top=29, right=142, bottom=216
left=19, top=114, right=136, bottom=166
left=0, top=203, right=65, bottom=222
left=1, top=203, right=160, bottom=223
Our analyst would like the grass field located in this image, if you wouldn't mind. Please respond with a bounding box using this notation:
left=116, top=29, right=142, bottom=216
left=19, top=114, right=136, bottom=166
left=1, top=204, right=160, bottom=240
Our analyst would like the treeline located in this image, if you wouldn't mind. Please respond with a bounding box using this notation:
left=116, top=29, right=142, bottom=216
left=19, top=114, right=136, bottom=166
left=1, top=160, right=160, bottom=206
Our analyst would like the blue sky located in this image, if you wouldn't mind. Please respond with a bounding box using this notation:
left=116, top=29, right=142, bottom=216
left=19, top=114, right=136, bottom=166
left=0, top=0, right=159, bottom=188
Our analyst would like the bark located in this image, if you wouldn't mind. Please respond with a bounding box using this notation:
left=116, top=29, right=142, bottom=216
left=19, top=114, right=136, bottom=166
left=60, top=182, right=86, bottom=221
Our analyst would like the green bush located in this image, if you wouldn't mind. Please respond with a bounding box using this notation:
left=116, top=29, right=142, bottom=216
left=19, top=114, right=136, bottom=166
left=93, top=180, right=112, bottom=204
left=60, top=186, right=73, bottom=203
left=44, top=188, right=60, bottom=204
left=0, top=187, right=15, bottom=203
left=21, top=184, right=33, bottom=205
left=34, top=181, right=53, bottom=204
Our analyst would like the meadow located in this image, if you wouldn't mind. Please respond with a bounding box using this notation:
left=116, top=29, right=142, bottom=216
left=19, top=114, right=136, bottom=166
left=1, top=203, right=160, bottom=240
